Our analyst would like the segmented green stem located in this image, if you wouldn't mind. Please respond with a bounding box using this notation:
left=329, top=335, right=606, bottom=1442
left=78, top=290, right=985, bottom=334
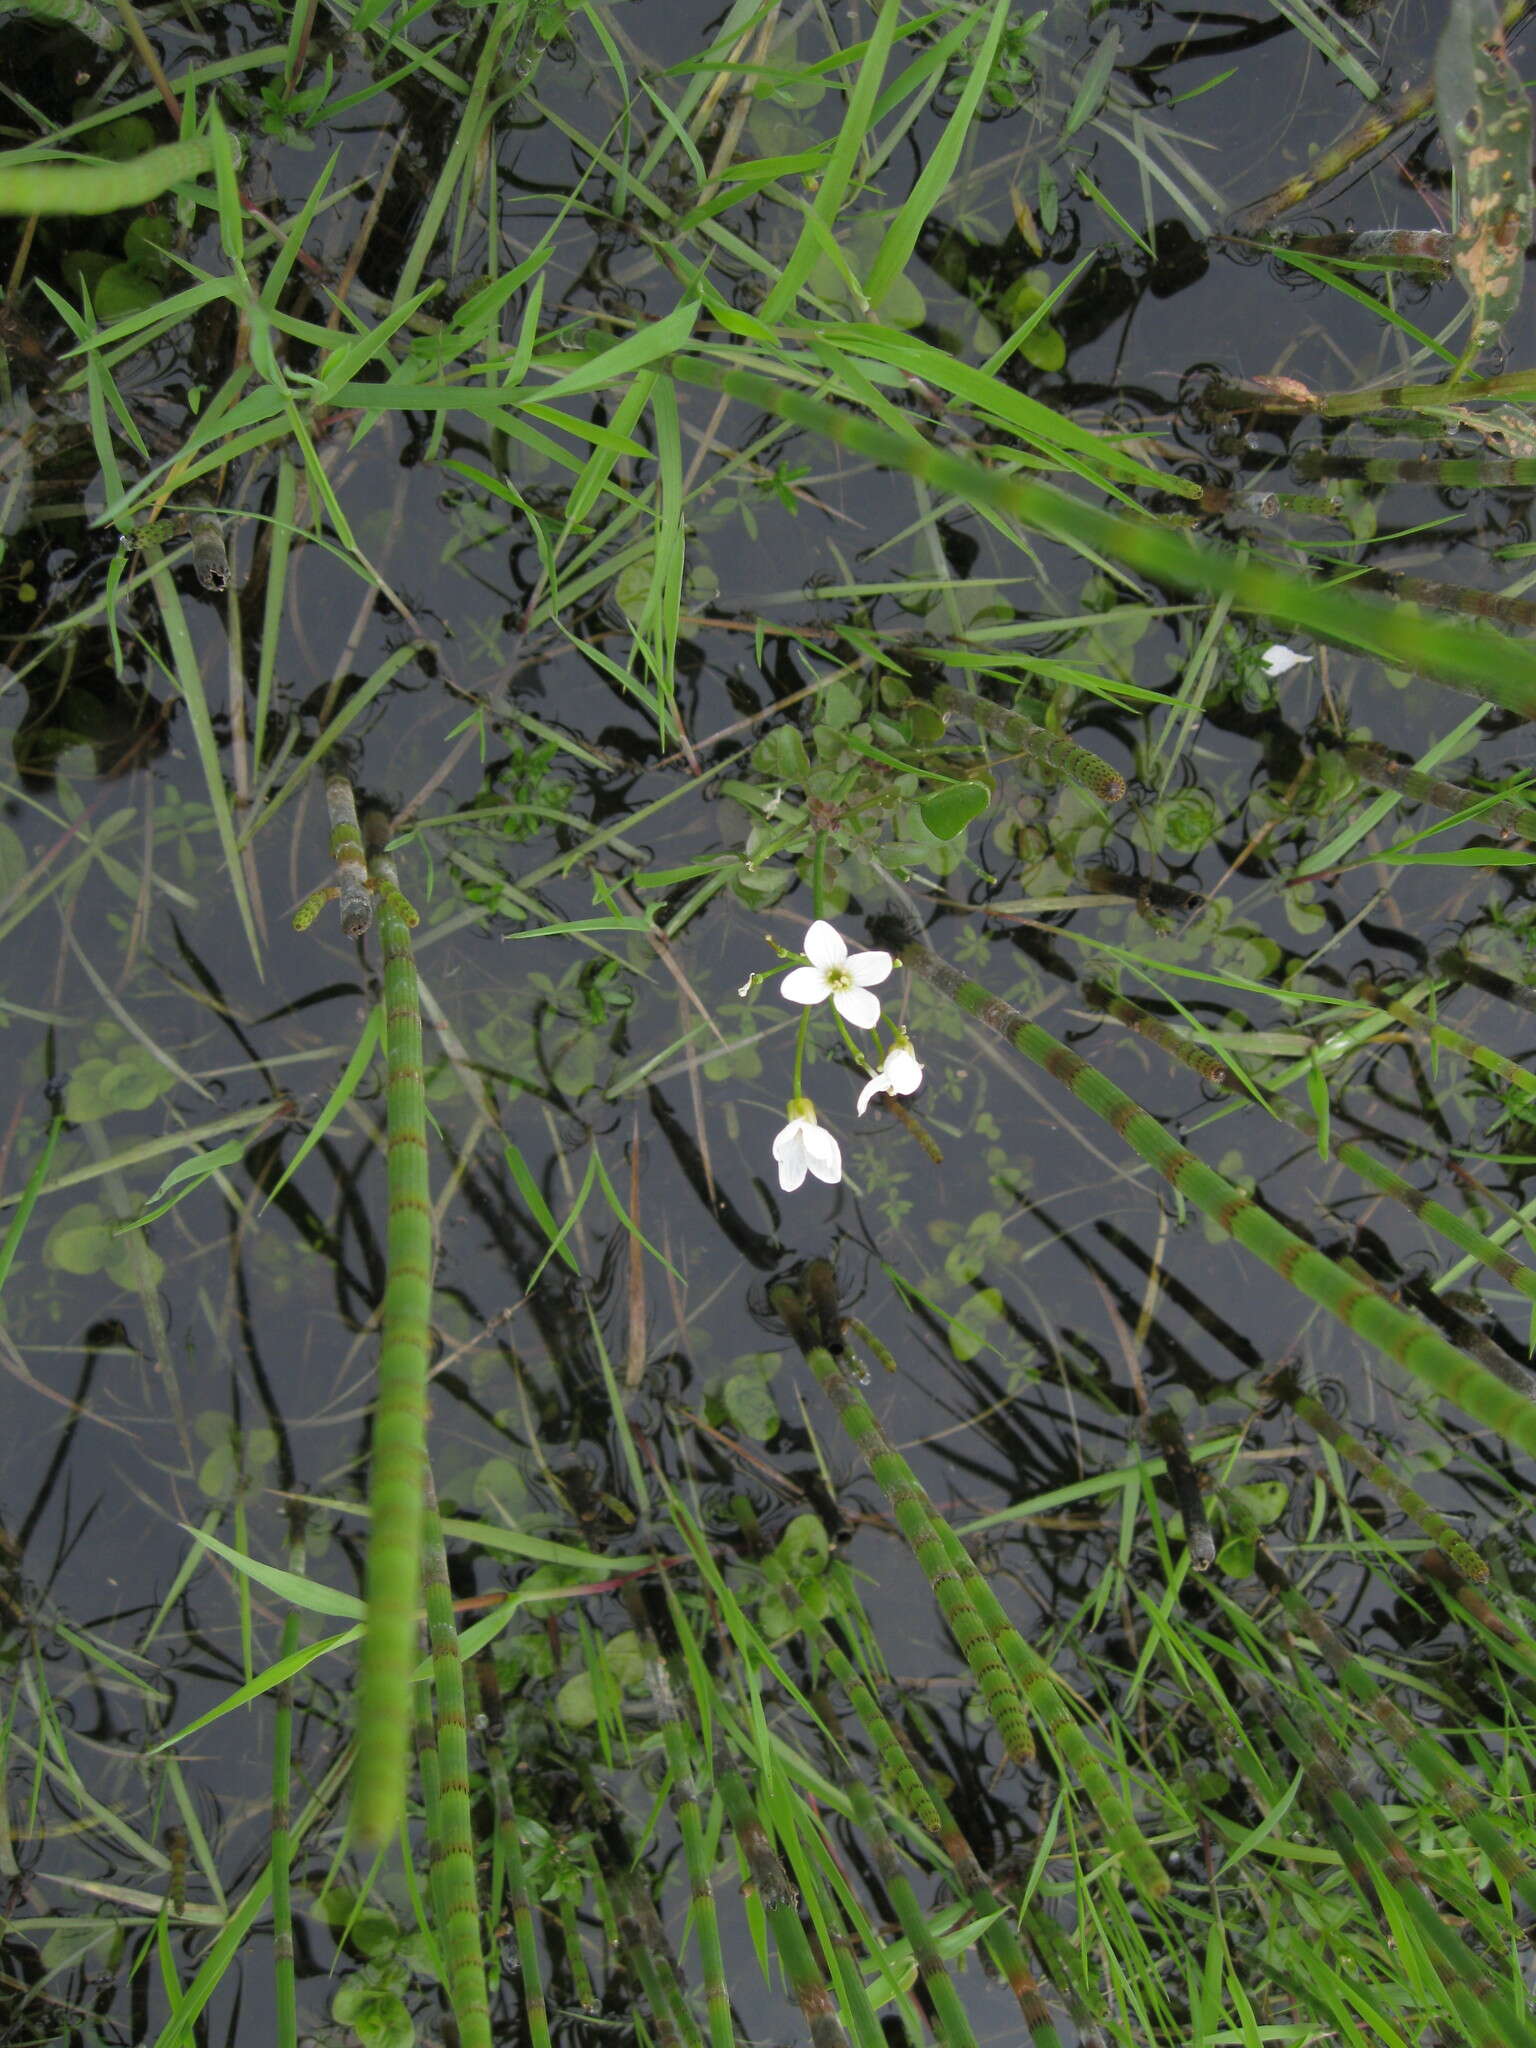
left=669, top=356, right=1536, bottom=719
left=1341, top=743, right=1536, bottom=838
left=1235, top=1669, right=1536, bottom=2048
left=901, top=939, right=1536, bottom=1460
left=647, top=1664, right=732, bottom=2048
left=1299, top=452, right=1536, bottom=489
left=1084, top=983, right=1235, bottom=1090
left=1272, top=1368, right=1490, bottom=1581
left=420, top=1470, right=491, bottom=2048
left=1231, top=1502, right=1536, bottom=1912
left=184, top=499, right=229, bottom=593
left=292, top=773, right=376, bottom=936
left=1439, top=947, right=1536, bottom=1018
left=886, top=1722, right=1065, bottom=2048
left=1263, top=1086, right=1536, bottom=1315
left=930, top=683, right=1126, bottom=804
left=1363, top=982, right=1536, bottom=1111
left=814, top=1694, right=978, bottom=2048
left=3, top=0, right=122, bottom=47
left=773, top=1285, right=1034, bottom=1767
left=352, top=819, right=432, bottom=1846
left=716, top=1769, right=849, bottom=2048
left=733, top=1494, right=940, bottom=1831
left=484, top=1736, right=551, bottom=2048
left=1146, top=1409, right=1215, bottom=1571
left=271, top=1506, right=306, bottom=2048
left=613, top=1871, right=704, bottom=2048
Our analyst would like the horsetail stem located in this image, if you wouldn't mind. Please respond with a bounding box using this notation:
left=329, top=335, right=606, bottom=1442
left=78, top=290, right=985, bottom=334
left=643, top=1657, right=733, bottom=2048
left=899, top=938, right=1536, bottom=1461
left=1146, top=1409, right=1215, bottom=1571
left=270, top=1503, right=305, bottom=2048
left=324, top=774, right=375, bottom=938
left=885, top=1721, right=1066, bottom=2048
left=1271, top=1368, right=1490, bottom=1582
left=668, top=354, right=1536, bottom=719
left=1361, top=981, right=1536, bottom=1111
left=731, top=1495, right=942, bottom=1833
left=1261, top=1085, right=1536, bottom=1316
left=351, top=814, right=432, bottom=1847
left=1339, top=743, right=1536, bottom=838
left=481, top=1705, right=552, bottom=2048
left=772, top=1281, right=1035, bottom=1768
left=420, top=1470, right=491, bottom=2048
left=929, top=683, right=1126, bottom=804
left=812, top=1692, right=978, bottom=2048
left=1231, top=1503, right=1536, bottom=1913
left=716, top=1769, right=850, bottom=2048
left=1084, top=982, right=1236, bottom=1090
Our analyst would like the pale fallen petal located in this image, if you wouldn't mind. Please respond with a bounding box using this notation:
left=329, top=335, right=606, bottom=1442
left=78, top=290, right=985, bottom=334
left=780, top=965, right=831, bottom=1006
left=803, top=919, right=848, bottom=970
left=833, top=984, right=882, bottom=1030
left=1260, top=644, right=1312, bottom=679
left=845, top=948, right=893, bottom=989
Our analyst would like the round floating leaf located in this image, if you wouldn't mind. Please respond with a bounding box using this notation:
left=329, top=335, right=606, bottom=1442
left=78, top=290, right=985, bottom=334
left=722, top=1369, right=780, bottom=1442
left=775, top=1511, right=829, bottom=1581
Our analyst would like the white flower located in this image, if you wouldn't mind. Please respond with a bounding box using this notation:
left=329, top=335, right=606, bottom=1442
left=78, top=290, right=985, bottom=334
left=738, top=974, right=756, bottom=997
left=779, top=919, right=893, bottom=1030
left=856, top=1037, right=924, bottom=1115
left=772, top=1098, right=843, bottom=1193
left=1260, top=644, right=1313, bottom=679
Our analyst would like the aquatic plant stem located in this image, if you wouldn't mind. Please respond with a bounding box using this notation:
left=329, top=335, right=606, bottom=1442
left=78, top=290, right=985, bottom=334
left=716, top=1768, right=849, bottom=2048
left=667, top=354, right=1536, bottom=719
left=352, top=815, right=431, bottom=1847
left=270, top=1505, right=305, bottom=2048
left=899, top=936, right=1536, bottom=1461
left=419, top=1470, right=491, bottom=2048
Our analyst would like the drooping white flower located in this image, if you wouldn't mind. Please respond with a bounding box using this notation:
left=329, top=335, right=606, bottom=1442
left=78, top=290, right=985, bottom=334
left=779, top=919, right=893, bottom=1030
left=738, top=974, right=756, bottom=998
left=1260, top=644, right=1313, bottom=680
left=856, top=1037, right=925, bottom=1115
left=772, top=1097, right=843, bottom=1193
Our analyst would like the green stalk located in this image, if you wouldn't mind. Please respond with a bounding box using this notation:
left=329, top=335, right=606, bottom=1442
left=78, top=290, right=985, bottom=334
left=1230, top=1501, right=1536, bottom=1913
left=420, top=1470, right=491, bottom=2048
left=480, top=1669, right=551, bottom=2048
left=1083, top=984, right=1235, bottom=1090
left=1271, top=1367, right=1490, bottom=1582
left=794, top=1281, right=1167, bottom=1905
left=3, top=0, right=123, bottom=46
left=1261, top=1087, right=1536, bottom=1320
left=929, top=683, right=1126, bottom=804
left=653, top=1698, right=732, bottom=2048
left=886, top=1721, right=1065, bottom=2048
left=668, top=355, right=1536, bottom=720
left=1341, top=742, right=1536, bottom=839
left=353, top=815, right=431, bottom=1847
left=772, top=1285, right=1034, bottom=1769
left=1237, top=1670, right=1536, bottom=2048
left=1145, top=1409, right=1215, bottom=1572
left=814, top=1693, right=977, bottom=2048
left=900, top=938, right=1536, bottom=1461
left=1362, top=981, right=1536, bottom=1112
left=716, top=1769, right=849, bottom=2048
left=733, top=1499, right=941, bottom=1834
left=270, top=1505, right=306, bottom=2048
left=293, top=774, right=376, bottom=937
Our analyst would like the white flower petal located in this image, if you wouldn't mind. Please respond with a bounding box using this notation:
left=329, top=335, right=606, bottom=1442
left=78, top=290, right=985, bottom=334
left=777, top=1141, right=808, bottom=1192
left=845, top=948, right=893, bottom=989
left=738, top=976, right=755, bottom=998
left=856, top=1073, right=885, bottom=1116
left=803, top=919, right=849, bottom=970
left=772, top=1121, right=802, bottom=1162
left=801, top=1125, right=842, bottom=1183
left=780, top=965, right=832, bottom=1006
left=886, top=1046, right=923, bottom=1095
left=833, top=984, right=882, bottom=1030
